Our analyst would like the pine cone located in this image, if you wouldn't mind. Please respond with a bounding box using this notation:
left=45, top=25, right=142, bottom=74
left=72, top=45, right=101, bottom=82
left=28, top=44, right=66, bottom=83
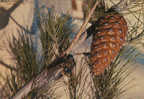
left=90, top=10, right=128, bottom=75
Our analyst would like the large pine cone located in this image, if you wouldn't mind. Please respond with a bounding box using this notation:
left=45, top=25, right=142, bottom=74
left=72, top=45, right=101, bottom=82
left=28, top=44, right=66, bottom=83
left=90, top=10, right=128, bottom=75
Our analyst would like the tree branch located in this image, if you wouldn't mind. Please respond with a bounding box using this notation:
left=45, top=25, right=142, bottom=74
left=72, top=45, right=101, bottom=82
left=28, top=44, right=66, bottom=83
left=11, top=55, right=75, bottom=99
left=62, top=1, right=99, bottom=56
left=10, top=1, right=99, bottom=98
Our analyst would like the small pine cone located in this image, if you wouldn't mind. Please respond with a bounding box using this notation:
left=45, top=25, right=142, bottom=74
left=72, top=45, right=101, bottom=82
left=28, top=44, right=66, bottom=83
left=90, top=10, right=128, bottom=75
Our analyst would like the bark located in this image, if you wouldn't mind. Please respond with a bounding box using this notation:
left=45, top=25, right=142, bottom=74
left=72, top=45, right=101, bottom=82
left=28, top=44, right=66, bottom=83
left=12, top=55, right=75, bottom=99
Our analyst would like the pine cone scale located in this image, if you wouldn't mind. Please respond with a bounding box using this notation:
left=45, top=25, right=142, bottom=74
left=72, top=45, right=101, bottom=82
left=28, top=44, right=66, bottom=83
left=90, top=10, right=128, bottom=75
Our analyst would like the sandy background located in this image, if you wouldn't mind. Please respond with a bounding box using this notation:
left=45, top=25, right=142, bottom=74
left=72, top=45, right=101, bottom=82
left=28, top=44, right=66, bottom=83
left=0, top=0, right=34, bottom=84
left=0, top=0, right=144, bottom=99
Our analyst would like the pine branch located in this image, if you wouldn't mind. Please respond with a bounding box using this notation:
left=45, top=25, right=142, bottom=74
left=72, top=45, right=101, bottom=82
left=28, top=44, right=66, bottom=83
left=11, top=55, right=74, bottom=99
left=10, top=1, right=99, bottom=98
left=62, top=1, right=99, bottom=56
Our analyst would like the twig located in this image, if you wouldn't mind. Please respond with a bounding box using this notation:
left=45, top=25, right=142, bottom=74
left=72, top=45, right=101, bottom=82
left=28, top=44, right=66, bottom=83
left=11, top=56, right=74, bottom=99
left=11, top=1, right=99, bottom=98
left=0, top=61, right=17, bottom=71
left=10, top=16, right=31, bottom=33
left=11, top=80, right=33, bottom=99
left=62, top=1, right=99, bottom=56
left=128, top=29, right=144, bottom=43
